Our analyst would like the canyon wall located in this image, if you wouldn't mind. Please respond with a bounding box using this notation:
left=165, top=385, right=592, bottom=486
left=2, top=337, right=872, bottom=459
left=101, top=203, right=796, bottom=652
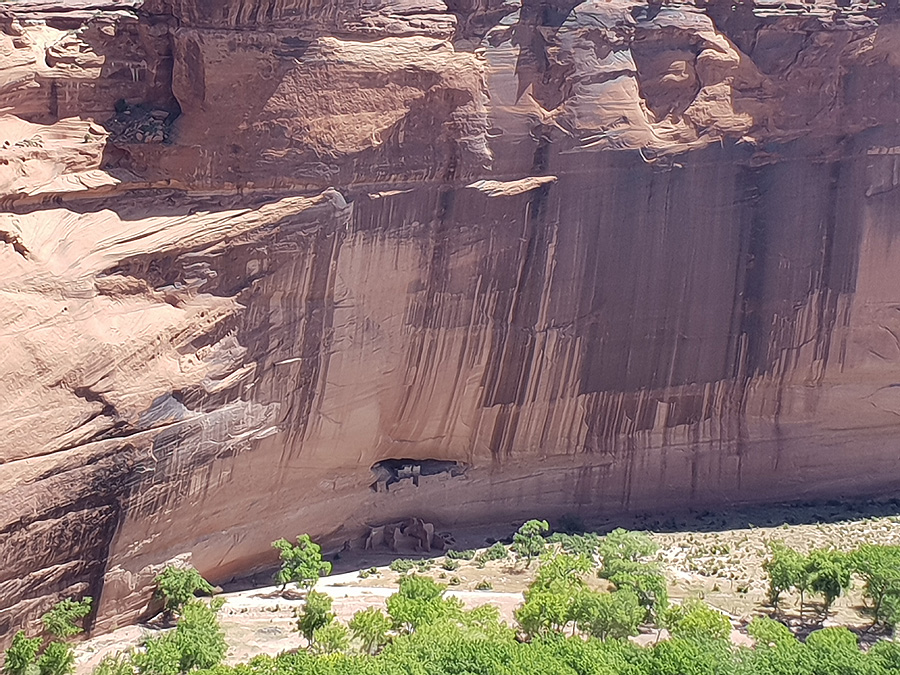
left=2, top=0, right=900, bottom=640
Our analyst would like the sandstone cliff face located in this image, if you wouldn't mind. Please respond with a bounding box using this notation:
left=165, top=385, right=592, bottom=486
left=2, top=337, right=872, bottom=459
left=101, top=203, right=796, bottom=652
left=2, top=0, right=900, bottom=641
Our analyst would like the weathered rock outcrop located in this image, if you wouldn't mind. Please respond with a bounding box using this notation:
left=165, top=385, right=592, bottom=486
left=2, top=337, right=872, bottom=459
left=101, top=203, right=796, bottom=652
left=2, top=0, right=900, bottom=642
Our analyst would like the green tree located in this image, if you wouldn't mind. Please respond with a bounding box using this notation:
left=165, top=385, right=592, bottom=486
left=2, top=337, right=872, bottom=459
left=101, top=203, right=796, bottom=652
left=154, top=567, right=214, bottom=618
left=572, top=588, right=644, bottom=640
left=806, top=550, right=851, bottom=617
left=295, top=591, right=334, bottom=646
left=744, top=617, right=812, bottom=675
left=42, top=598, right=93, bottom=639
left=851, top=544, right=900, bottom=627
left=515, top=553, right=590, bottom=638
left=667, top=601, right=732, bottom=642
left=348, top=608, right=392, bottom=655
left=598, top=529, right=657, bottom=574
left=515, top=579, right=577, bottom=638
left=173, top=600, right=227, bottom=672
left=597, top=528, right=667, bottom=621
left=272, top=535, right=332, bottom=592
left=804, top=627, right=867, bottom=675
left=309, top=623, right=349, bottom=656
left=869, top=639, right=900, bottom=672
left=133, top=634, right=180, bottom=675
left=763, top=542, right=806, bottom=613
left=385, top=575, right=461, bottom=633
left=3, top=631, right=42, bottom=675
left=36, top=643, right=74, bottom=675
left=512, top=520, right=549, bottom=567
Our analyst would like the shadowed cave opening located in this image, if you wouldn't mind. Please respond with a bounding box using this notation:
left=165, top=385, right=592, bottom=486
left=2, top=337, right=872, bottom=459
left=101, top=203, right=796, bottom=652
left=369, top=458, right=467, bottom=492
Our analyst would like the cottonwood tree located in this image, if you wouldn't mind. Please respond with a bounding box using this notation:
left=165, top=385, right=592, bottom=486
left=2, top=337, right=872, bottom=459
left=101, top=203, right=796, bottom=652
left=764, top=542, right=806, bottom=614
left=295, top=591, right=334, bottom=646
left=852, top=544, right=900, bottom=628
left=154, top=566, right=214, bottom=619
left=272, top=535, right=332, bottom=593
left=807, top=550, right=852, bottom=618
left=386, top=575, right=462, bottom=633
left=512, top=520, right=549, bottom=567
left=349, top=608, right=392, bottom=655
left=572, top=589, right=645, bottom=641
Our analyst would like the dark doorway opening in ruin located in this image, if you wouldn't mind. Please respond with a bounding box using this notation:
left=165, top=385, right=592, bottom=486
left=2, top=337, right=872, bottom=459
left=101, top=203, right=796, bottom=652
left=369, top=458, right=467, bottom=492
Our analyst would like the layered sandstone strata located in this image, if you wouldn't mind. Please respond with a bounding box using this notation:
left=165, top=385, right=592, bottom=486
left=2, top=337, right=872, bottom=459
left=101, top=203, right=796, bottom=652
left=2, top=0, right=900, bottom=642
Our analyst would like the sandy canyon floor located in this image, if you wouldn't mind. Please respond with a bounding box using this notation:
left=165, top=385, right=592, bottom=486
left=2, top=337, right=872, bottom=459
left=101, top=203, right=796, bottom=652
left=73, top=499, right=900, bottom=672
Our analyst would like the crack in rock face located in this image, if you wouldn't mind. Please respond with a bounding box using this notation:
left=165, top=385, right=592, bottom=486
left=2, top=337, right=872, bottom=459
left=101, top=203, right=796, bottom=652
left=2, top=0, right=900, bottom=643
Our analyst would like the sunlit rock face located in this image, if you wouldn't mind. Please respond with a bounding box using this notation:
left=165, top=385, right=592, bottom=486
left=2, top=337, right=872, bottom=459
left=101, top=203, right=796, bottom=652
left=2, top=0, right=900, bottom=641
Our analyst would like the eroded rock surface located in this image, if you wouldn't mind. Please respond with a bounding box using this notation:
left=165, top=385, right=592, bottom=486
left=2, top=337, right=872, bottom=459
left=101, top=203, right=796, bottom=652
left=2, top=0, right=900, bottom=642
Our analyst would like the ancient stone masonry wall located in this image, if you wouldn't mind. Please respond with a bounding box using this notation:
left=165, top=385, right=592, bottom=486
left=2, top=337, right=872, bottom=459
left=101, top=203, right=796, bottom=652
left=1, top=0, right=900, bottom=643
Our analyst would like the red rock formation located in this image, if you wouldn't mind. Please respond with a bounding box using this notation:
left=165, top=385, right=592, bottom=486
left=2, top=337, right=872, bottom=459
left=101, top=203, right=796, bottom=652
left=2, top=0, right=900, bottom=642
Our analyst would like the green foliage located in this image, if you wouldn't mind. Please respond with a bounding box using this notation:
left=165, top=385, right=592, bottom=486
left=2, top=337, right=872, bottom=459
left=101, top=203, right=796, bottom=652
left=805, top=550, right=851, bottom=615
left=272, top=536, right=332, bottom=592
left=440, top=559, right=459, bottom=571
left=37, top=643, right=74, bottom=675
left=310, top=623, right=349, bottom=656
left=804, top=627, right=868, bottom=675
left=852, top=544, right=900, bottom=627
left=444, top=550, right=475, bottom=561
left=475, top=542, right=508, bottom=564
left=136, top=600, right=226, bottom=675
left=92, top=656, right=135, bottom=675
left=512, top=520, right=549, bottom=566
left=763, top=542, right=806, bottom=611
left=744, top=617, right=811, bottom=675
left=869, top=640, right=900, bottom=672
left=666, top=601, right=732, bottom=642
left=3, top=631, right=42, bottom=675
left=5, top=598, right=92, bottom=675
left=516, top=553, right=591, bottom=639
left=388, top=559, right=415, bottom=574
left=348, top=608, right=392, bottom=655
left=572, top=589, right=645, bottom=640
left=546, top=532, right=603, bottom=558
left=385, top=575, right=461, bottom=632
left=155, top=567, right=215, bottom=616
left=597, top=529, right=667, bottom=620
left=134, top=634, right=181, bottom=675
left=474, top=580, right=493, bottom=591
left=598, top=529, right=657, bottom=572
left=295, top=592, right=334, bottom=645
left=173, top=600, right=227, bottom=672
left=42, top=598, right=93, bottom=639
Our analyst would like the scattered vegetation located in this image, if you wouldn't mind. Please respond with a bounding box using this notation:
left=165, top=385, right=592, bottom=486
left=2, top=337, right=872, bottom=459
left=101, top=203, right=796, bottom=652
left=3, top=598, right=92, bottom=675
left=13, top=516, right=900, bottom=675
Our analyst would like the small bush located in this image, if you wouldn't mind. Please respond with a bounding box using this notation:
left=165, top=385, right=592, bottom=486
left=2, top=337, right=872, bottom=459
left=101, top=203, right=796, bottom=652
left=390, top=559, right=416, bottom=574
left=446, top=550, right=476, bottom=561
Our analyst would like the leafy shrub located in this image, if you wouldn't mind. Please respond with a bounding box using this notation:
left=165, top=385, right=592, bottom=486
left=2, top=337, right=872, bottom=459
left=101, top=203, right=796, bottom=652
left=389, top=559, right=416, bottom=574
left=155, top=567, right=214, bottom=616
left=445, top=550, right=476, bottom=561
